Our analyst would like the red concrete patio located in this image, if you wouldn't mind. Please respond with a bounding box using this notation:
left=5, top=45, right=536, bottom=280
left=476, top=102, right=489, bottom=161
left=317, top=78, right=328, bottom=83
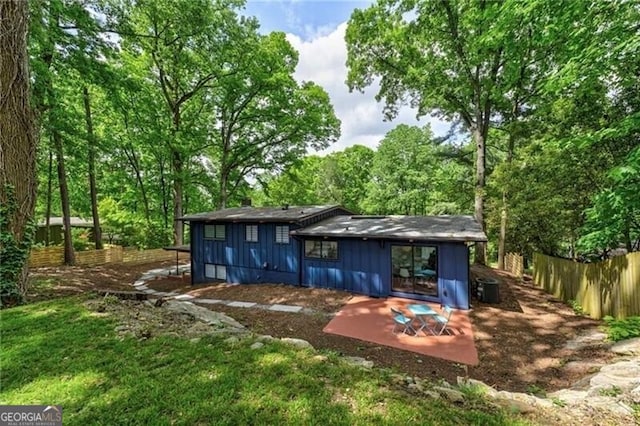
left=323, top=296, right=478, bottom=365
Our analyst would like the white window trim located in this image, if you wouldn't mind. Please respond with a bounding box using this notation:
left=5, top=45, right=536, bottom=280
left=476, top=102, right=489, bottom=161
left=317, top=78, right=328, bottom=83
left=205, top=263, right=227, bottom=280
left=204, top=224, right=226, bottom=240
left=275, top=225, right=290, bottom=244
left=245, top=225, right=258, bottom=242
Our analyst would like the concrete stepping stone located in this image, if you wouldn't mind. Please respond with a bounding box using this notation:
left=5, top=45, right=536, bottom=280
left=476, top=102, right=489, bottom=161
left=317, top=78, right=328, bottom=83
left=195, top=299, right=224, bottom=304
left=227, top=301, right=256, bottom=308
left=269, top=304, right=303, bottom=313
left=174, top=294, right=195, bottom=301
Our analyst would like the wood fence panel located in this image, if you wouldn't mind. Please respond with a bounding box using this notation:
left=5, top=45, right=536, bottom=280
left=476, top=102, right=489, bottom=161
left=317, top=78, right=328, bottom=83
left=28, top=246, right=64, bottom=268
left=533, top=252, right=640, bottom=319
left=29, top=245, right=189, bottom=268
left=504, top=253, right=524, bottom=278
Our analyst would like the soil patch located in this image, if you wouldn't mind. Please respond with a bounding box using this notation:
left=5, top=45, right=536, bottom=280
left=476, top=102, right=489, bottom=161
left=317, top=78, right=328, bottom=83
left=28, top=260, right=180, bottom=302
left=147, top=279, right=353, bottom=314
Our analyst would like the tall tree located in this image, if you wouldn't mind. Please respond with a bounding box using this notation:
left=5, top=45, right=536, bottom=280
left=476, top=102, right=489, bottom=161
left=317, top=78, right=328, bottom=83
left=212, top=32, right=340, bottom=207
left=0, top=0, right=39, bottom=302
left=117, top=0, right=254, bottom=244
left=346, top=0, right=567, bottom=263
left=83, top=86, right=103, bottom=249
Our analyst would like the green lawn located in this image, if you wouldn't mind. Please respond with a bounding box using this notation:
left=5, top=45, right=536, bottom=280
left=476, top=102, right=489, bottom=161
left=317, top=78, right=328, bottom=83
left=1, top=297, right=530, bottom=425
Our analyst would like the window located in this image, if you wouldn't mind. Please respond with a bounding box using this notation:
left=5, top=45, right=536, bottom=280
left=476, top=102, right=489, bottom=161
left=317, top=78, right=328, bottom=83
left=305, top=240, right=338, bottom=260
left=204, top=224, right=225, bottom=240
left=205, top=263, right=227, bottom=280
left=245, top=225, right=258, bottom=242
left=275, top=225, right=289, bottom=244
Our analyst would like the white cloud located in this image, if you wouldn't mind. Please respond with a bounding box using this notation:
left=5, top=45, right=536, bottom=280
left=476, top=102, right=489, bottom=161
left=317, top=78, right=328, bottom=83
left=286, top=23, right=450, bottom=154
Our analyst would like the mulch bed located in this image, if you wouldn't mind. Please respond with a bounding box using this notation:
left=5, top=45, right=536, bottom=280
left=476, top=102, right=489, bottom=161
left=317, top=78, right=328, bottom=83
left=28, top=261, right=616, bottom=394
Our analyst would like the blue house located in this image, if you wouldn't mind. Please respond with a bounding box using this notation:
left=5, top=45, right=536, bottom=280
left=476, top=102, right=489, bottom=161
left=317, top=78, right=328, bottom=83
left=182, top=205, right=487, bottom=309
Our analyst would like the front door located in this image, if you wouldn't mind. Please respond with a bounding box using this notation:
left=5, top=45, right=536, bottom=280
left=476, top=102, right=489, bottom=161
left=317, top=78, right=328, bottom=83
left=391, top=245, right=438, bottom=298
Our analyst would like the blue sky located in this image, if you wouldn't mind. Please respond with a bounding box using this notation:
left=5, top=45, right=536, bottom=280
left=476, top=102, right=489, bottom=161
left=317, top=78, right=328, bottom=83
left=244, top=1, right=371, bottom=40
left=241, top=0, right=449, bottom=153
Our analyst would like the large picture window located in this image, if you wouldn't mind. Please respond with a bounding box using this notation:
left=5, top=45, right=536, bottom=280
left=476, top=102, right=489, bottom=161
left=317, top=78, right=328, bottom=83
left=391, top=245, right=437, bottom=297
left=275, top=225, right=289, bottom=244
left=245, top=225, right=258, bottom=242
left=204, top=224, right=226, bottom=240
left=305, top=240, right=338, bottom=260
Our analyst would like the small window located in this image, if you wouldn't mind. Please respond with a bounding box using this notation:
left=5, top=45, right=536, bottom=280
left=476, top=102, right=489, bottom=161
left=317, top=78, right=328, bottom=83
left=275, top=225, right=289, bottom=244
left=245, top=225, right=258, bottom=242
left=305, top=240, right=338, bottom=260
left=204, top=224, right=225, bottom=240
left=205, top=263, right=226, bottom=280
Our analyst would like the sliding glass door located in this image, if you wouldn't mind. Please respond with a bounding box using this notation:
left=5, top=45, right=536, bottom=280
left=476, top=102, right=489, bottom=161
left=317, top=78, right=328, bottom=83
left=391, top=245, right=438, bottom=297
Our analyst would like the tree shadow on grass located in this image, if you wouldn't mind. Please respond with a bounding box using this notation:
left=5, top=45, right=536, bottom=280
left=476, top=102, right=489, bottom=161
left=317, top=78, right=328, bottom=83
left=1, top=297, right=520, bottom=425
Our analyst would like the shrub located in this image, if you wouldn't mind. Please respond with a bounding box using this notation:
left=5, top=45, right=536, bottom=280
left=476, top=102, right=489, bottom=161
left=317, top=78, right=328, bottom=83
left=603, top=316, right=640, bottom=342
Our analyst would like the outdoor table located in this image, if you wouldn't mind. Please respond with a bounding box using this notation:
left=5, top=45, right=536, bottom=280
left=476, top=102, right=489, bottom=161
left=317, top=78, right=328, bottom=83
left=407, top=304, right=437, bottom=335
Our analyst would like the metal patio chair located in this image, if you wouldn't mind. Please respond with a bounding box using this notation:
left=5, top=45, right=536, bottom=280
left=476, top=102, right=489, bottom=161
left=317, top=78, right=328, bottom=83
left=390, top=307, right=417, bottom=336
left=429, top=305, right=454, bottom=336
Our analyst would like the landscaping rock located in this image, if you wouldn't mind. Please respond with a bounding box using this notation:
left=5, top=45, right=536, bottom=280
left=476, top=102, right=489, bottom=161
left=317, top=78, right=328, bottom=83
left=250, top=342, right=264, bottom=350
left=564, top=330, right=609, bottom=351
left=585, top=396, right=634, bottom=416
left=224, top=336, right=240, bottom=345
left=548, top=389, right=589, bottom=405
left=589, top=360, right=640, bottom=392
left=562, top=360, right=605, bottom=374
left=493, top=397, right=537, bottom=414
left=434, top=386, right=465, bottom=403
left=164, top=301, right=246, bottom=331
left=280, top=337, right=314, bottom=350
left=423, top=390, right=440, bottom=399
left=312, top=355, right=328, bottom=363
left=457, top=377, right=498, bottom=398
left=611, top=337, right=640, bottom=356
left=343, top=356, right=374, bottom=369
left=256, top=335, right=276, bottom=343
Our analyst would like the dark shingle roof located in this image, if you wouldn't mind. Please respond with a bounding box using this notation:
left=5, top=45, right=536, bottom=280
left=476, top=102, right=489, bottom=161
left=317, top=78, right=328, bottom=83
left=291, top=215, right=487, bottom=242
left=180, top=205, right=343, bottom=223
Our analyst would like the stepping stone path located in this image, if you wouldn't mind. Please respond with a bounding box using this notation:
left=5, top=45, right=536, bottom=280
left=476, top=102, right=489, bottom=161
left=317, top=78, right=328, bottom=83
left=132, top=265, right=325, bottom=315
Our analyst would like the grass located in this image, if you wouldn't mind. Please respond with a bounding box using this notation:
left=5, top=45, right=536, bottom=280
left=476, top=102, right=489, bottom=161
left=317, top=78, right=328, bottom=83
left=598, top=386, right=622, bottom=397
left=0, top=296, right=535, bottom=425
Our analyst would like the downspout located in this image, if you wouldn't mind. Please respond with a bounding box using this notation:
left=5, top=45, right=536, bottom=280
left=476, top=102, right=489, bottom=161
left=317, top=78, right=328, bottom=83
left=293, top=235, right=303, bottom=287
left=189, top=221, right=195, bottom=286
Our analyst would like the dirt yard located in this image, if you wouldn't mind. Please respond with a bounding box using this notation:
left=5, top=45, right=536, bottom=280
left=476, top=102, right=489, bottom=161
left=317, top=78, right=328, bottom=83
left=28, top=261, right=614, bottom=394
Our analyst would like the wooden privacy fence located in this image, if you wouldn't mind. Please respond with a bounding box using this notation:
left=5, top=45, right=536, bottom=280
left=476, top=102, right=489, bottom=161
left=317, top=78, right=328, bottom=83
left=29, top=245, right=189, bottom=268
left=504, top=252, right=524, bottom=278
left=533, top=252, right=640, bottom=319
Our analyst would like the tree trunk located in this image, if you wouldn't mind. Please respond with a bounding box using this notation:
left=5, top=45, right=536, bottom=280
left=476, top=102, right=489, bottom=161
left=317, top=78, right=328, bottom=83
left=172, top=151, right=184, bottom=245
left=159, top=158, right=169, bottom=229
left=497, top=133, right=515, bottom=269
left=83, top=86, right=103, bottom=249
left=473, top=128, right=487, bottom=264
left=0, top=0, right=39, bottom=299
left=52, top=130, right=75, bottom=264
left=171, top=108, right=183, bottom=245
left=45, top=148, right=53, bottom=246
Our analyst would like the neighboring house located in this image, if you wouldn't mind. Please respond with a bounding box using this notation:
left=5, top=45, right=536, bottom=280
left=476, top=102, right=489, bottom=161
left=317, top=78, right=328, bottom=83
left=182, top=206, right=487, bottom=309
left=35, top=217, right=94, bottom=245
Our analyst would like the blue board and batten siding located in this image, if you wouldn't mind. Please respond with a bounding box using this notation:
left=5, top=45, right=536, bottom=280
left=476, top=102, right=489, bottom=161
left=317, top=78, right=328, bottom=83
left=302, top=239, right=389, bottom=297
left=190, top=218, right=471, bottom=309
left=302, top=239, right=470, bottom=309
left=191, top=222, right=301, bottom=285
